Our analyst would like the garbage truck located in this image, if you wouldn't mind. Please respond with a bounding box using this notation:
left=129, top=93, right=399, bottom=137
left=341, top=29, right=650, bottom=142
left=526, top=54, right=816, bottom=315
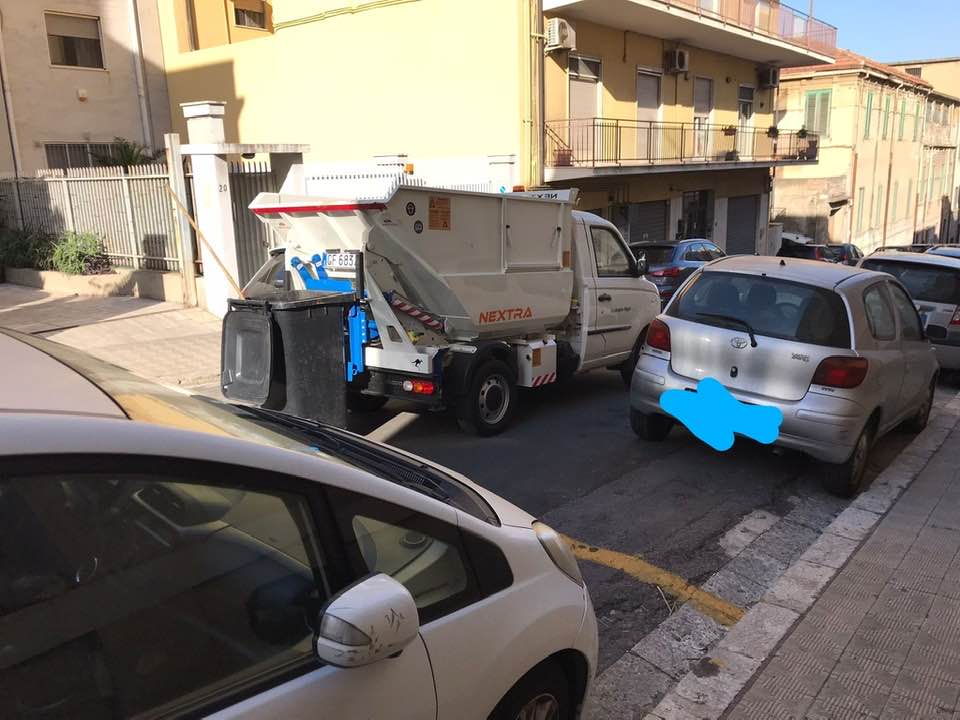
left=221, top=174, right=660, bottom=435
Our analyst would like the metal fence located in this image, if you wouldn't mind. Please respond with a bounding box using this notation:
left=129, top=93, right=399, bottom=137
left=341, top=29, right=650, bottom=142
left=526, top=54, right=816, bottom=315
left=545, top=119, right=818, bottom=168
left=227, top=161, right=278, bottom=286
left=0, top=164, right=182, bottom=271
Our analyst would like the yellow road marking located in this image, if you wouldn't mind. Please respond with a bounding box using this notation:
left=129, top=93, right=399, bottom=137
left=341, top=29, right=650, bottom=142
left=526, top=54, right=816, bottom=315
left=564, top=536, right=746, bottom=627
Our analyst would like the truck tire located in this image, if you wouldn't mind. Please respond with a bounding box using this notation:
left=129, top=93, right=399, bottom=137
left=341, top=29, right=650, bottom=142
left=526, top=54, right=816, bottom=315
left=347, top=392, right=389, bottom=413
left=620, top=328, right=648, bottom=387
left=630, top=408, right=673, bottom=441
left=457, top=359, right=517, bottom=436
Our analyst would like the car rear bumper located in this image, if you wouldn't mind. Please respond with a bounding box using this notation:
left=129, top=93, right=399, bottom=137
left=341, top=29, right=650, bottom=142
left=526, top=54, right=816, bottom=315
left=631, top=353, right=868, bottom=464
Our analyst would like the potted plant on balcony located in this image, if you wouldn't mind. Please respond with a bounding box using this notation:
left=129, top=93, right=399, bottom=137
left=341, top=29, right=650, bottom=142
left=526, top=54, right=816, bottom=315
left=766, top=126, right=779, bottom=138
left=724, top=150, right=740, bottom=161
left=722, top=125, right=737, bottom=136
left=797, top=127, right=809, bottom=139
left=553, top=148, right=573, bottom=167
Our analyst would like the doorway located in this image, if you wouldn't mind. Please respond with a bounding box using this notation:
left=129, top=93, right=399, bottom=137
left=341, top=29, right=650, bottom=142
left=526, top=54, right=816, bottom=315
left=737, top=85, right=755, bottom=157
left=569, top=56, right=601, bottom=164
left=636, top=72, right=661, bottom=161
left=693, top=77, right=713, bottom=159
left=681, top=190, right=713, bottom=239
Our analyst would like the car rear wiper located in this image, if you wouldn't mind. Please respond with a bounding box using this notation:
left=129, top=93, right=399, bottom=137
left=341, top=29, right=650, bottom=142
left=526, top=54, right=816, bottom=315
left=695, top=313, right=758, bottom=347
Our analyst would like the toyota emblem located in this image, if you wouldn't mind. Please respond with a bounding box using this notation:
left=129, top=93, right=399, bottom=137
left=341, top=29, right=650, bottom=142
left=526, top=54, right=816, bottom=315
left=731, top=337, right=749, bottom=349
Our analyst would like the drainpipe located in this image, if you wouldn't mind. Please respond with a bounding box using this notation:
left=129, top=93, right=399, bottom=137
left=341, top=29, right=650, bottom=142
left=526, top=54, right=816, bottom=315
left=0, top=10, right=23, bottom=226
left=536, top=0, right=545, bottom=187
left=127, top=0, right=153, bottom=149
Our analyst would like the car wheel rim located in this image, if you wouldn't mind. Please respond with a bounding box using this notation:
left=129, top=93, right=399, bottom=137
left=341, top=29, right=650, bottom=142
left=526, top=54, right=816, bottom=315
left=515, top=693, right=560, bottom=720
left=478, top=374, right=509, bottom=425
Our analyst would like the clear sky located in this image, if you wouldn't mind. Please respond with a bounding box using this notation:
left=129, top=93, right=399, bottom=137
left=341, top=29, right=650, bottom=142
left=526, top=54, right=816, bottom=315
left=810, top=0, right=960, bottom=63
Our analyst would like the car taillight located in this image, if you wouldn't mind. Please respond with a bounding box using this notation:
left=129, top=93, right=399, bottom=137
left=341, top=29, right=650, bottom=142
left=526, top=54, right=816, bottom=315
left=402, top=379, right=435, bottom=395
left=951, top=308, right=960, bottom=325
left=646, top=319, right=671, bottom=352
left=650, top=267, right=682, bottom=278
left=812, top=357, right=869, bottom=389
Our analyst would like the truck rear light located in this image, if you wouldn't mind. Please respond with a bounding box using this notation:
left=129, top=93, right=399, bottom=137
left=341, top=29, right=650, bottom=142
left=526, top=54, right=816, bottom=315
left=402, top=379, right=435, bottom=395
left=950, top=308, right=960, bottom=325
left=646, top=319, right=671, bottom=352
left=812, top=356, right=869, bottom=389
left=650, top=267, right=681, bottom=278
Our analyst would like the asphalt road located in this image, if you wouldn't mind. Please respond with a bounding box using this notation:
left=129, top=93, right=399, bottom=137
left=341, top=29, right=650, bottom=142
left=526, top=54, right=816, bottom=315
left=372, top=369, right=957, bottom=673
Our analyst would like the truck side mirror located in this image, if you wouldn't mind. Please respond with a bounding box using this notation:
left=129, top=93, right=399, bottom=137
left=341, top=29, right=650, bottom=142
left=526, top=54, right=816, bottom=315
left=634, top=257, right=648, bottom=277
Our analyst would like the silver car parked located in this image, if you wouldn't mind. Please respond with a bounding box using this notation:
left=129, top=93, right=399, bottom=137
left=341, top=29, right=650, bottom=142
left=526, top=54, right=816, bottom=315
left=630, top=255, right=939, bottom=496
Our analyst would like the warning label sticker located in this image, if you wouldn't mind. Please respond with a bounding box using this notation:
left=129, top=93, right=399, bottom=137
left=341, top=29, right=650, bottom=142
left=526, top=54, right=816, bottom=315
left=428, top=197, right=451, bottom=231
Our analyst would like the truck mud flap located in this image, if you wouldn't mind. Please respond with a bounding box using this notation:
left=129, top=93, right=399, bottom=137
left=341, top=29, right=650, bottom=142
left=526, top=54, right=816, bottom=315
left=222, top=301, right=273, bottom=405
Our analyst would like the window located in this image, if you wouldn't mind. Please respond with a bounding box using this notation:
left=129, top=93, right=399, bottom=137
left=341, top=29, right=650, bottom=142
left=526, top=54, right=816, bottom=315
left=46, top=13, right=103, bottom=68
left=876, top=184, right=884, bottom=228
left=899, top=99, right=907, bottom=140
left=862, top=258, right=960, bottom=305
left=0, top=470, right=328, bottom=718
left=804, top=90, right=831, bottom=136
left=882, top=96, right=891, bottom=139
left=702, top=242, right=724, bottom=260
left=668, top=272, right=852, bottom=348
left=684, top=242, right=705, bottom=261
left=863, top=284, right=897, bottom=340
left=44, top=142, right=122, bottom=169
left=888, top=283, right=924, bottom=341
left=234, top=1, right=267, bottom=29
left=914, top=101, right=921, bottom=141
left=906, top=67, right=922, bottom=77
left=892, top=181, right=899, bottom=222
left=591, top=226, right=633, bottom=277
left=857, top=186, right=866, bottom=233
left=864, top=92, right=875, bottom=139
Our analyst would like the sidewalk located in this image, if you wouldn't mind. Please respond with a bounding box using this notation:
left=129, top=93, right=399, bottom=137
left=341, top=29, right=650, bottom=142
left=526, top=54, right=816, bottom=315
left=0, top=284, right=222, bottom=395
left=726, top=421, right=960, bottom=719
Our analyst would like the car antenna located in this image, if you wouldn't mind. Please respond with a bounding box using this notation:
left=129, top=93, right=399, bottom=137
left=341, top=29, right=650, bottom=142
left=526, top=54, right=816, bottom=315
left=779, top=258, right=786, bottom=266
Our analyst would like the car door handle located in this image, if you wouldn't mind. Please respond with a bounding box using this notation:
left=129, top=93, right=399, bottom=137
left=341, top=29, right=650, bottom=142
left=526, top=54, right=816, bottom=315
left=598, top=293, right=612, bottom=302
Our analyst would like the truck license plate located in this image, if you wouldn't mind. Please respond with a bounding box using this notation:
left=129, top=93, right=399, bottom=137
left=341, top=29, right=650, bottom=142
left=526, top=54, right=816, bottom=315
left=322, top=251, right=358, bottom=271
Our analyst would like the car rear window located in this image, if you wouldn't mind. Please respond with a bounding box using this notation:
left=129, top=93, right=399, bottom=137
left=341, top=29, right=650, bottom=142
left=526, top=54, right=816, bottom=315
left=668, top=271, right=852, bottom=348
left=633, top=245, right=675, bottom=265
left=861, top=259, right=960, bottom=305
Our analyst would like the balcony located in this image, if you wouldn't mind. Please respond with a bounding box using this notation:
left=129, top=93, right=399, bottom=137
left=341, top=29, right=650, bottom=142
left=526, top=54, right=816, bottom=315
left=544, top=0, right=836, bottom=66
left=544, top=119, right=818, bottom=181
left=924, top=123, right=959, bottom=148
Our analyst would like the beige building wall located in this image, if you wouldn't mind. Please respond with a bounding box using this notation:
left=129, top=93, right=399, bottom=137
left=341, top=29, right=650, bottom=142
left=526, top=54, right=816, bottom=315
left=775, top=72, right=928, bottom=253
left=159, top=0, right=537, bottom=183
left=0, top=0, right=171, bottom=175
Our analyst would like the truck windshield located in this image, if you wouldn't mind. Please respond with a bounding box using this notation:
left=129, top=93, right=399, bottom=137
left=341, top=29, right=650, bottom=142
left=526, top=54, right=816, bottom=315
left=5, top=329, right=499, bottom=525
left=668, top=271, right=852, bottom=348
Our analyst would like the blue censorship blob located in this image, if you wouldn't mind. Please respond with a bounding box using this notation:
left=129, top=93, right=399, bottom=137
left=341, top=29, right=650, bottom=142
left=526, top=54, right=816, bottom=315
left=659, top=377, right=783, bottom=452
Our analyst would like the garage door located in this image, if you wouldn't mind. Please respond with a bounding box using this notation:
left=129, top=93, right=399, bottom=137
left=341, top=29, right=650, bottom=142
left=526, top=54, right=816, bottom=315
left=613, top=201, right=669, bottom=244
left=726, top=195, right=760, bottom=255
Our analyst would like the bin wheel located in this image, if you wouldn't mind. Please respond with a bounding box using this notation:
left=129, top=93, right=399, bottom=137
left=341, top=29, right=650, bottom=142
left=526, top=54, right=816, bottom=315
left=347, top=393, right=389, bottom=413
left=457, top=359, right=517, bottom=436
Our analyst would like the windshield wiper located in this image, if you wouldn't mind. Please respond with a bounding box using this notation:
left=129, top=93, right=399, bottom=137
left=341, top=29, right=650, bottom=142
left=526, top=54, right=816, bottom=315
left=696, top=313, right=758, bottom=347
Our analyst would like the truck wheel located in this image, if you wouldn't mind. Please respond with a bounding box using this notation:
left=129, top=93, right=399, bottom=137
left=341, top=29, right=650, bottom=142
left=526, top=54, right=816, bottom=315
left=347, top=392, right=389, bottom=413
left=457, top=359, right=517, bottom=436
left=620, top=329, right=648, bottom=387
left=630, top=408, right=673, bottom=441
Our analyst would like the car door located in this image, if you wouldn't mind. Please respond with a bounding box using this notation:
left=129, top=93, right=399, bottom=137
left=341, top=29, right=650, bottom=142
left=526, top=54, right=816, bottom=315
left=861, top=282, right=908, bottom=428
left=588, top=223, right=647, bottom=361
left=887, top=280, right=936, bottom=412
left=0, top=456, right=438, bottom=720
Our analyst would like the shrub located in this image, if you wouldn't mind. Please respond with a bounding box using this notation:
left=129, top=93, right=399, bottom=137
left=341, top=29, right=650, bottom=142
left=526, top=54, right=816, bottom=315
left=50, top=232, right=112, bottom=275
left=0, top=228, right=55, bottom=269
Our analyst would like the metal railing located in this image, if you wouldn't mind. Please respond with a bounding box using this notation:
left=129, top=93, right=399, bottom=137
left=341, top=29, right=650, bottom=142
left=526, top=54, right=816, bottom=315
left=545, top=119, right=818, bottom=169
left=665, top=0, right=837, bottom=55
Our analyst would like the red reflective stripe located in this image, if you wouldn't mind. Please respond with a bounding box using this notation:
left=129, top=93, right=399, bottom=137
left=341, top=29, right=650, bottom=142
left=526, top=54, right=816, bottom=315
left=252, top=202, right=387, bottom=215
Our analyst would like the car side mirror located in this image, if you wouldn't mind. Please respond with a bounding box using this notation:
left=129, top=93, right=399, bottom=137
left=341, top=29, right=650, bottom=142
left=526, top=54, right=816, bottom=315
left=314, top=573, right=419, bottom=668
left=634, top=257, right=648, bottom=276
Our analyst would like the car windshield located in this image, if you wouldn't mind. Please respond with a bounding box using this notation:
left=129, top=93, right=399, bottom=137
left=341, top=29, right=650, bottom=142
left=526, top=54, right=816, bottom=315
left=632, top=245, right=675, bottom=265
left=668, top=271, right=852, bottom=348
left=861, top=259, right=960, bottom=305
left=3, top=330, right=499, bottom=525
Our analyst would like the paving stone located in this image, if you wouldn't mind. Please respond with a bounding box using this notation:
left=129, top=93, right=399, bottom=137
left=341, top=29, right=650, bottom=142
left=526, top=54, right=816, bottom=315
left=904, top=644, right=960, bottom=686
left=891, top=666, right=960, bottom=713
left=726, top=688, right=814, bottom=720
left=799, top=531, right=860, bottom=570
left=827, top=506, right=883, bottom=542
left=630, top=605, right=726, bottom=680
left=669, top=648, right=760, bottom=717
left=763, top=560, right=836, bottom=614
left=815, top=673, right=891, bottom=716
left=725, top=545, right=789, bottom=588
left=721, top=602, right=799, bottom=661
left=702, top=567, right=767, bottom=608
left=757, top=649, right=833, bottom=696
left=748, top=521, right=820, bottom=566
left=832, top=649, right=901, bottom=694
left=879, top=691, right=954, bottom=719
left=588, top=652, right=675, bottom=720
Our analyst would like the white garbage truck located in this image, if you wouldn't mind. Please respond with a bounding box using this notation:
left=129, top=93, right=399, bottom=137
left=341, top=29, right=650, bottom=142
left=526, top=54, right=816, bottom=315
left=220, top=173, right=660, bottom=435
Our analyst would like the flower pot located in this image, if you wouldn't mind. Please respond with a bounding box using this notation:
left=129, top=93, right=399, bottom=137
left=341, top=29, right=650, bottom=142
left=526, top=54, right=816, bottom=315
left=554, top=149, right=573, bottom=167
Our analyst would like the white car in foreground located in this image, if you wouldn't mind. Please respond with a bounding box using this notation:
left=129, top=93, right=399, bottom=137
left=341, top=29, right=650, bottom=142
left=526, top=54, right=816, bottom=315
left=0, top=329, right=597, bottom=720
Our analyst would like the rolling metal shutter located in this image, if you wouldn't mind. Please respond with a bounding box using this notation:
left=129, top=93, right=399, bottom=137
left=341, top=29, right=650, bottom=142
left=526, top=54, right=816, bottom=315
left=726, top=195, right=760, bottom=255
left=616, top=200, right=669, bottom=244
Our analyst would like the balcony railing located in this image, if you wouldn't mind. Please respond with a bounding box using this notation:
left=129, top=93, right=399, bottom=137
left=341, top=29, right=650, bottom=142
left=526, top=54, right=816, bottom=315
left=665, top=0, right=837, bottom=55
left=924, top=123, right=959, bottom=148
left=545, top=119, right=818, bottom=170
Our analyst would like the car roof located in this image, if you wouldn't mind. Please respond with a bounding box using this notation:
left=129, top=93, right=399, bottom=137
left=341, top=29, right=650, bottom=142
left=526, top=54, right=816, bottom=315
left=863, top=251, right=960, bottom=268
left=0, top=332, right=126, bottom=419
left=707, top=254, right=875, bottom=288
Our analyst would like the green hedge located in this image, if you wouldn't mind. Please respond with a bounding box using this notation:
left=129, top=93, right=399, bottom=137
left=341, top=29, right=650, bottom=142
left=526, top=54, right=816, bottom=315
left=0, top=228, right=111, bottom=275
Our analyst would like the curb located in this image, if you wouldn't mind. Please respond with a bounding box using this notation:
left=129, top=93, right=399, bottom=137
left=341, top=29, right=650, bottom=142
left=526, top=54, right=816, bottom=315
left=642, top=391, right=960, bottom=720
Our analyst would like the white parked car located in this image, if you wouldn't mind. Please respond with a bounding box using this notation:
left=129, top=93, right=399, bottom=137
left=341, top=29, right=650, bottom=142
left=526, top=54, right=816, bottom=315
left=0, top=329, right=597, bottom=720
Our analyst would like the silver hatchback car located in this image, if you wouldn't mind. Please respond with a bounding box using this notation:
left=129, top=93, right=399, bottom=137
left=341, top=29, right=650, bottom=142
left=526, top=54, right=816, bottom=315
left=630, top=255, right=939, bottom=496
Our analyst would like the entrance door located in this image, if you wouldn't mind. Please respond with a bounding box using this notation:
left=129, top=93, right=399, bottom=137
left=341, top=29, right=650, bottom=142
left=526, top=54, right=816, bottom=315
left=682, top=190, right=713, bottom=239
left=737, top=86, right=755, bottom=157
left=636, top=72, right=660, bottom=161
left=613, top=201, right=669, bottom=244
left=694, top=77, right=713, bottom=158
left=569, top=56, right=601, bottom=164
left=726, top=194, right=760, bottom=254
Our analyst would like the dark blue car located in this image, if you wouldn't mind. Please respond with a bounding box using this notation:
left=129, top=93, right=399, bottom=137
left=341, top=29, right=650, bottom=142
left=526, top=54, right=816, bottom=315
left=629, top=239, right=725, bottom=306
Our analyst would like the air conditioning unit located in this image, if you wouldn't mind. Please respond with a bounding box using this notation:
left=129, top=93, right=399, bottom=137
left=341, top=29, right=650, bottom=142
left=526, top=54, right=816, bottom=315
left=545, top=18, right=576, bottom=52
left=664, top=49, right=690, bottom=74
left=759, top=66, right=780, bottom=89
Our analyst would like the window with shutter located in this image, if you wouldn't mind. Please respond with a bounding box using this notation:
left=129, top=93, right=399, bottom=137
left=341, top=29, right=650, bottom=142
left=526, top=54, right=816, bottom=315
left=864, top=92, right=875, bottom=139
left=882, top=96, right=891, bottom=139
left=803, top=90, right=830, bottom=136
left=899, top=99, right=907, bottom=140
left=46, top=13, right=103, bottom=68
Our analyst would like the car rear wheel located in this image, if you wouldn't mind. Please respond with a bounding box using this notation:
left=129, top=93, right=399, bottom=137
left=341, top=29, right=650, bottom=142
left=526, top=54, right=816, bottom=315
left=456, top=359, right=517, bottom=436
left=903, top=380, right=935, bottom=434
left=490, top=659, right=572, bottom=720
left=630, top=408, right=673, bottom=441
left=823, top=422, right=874, bottom=498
